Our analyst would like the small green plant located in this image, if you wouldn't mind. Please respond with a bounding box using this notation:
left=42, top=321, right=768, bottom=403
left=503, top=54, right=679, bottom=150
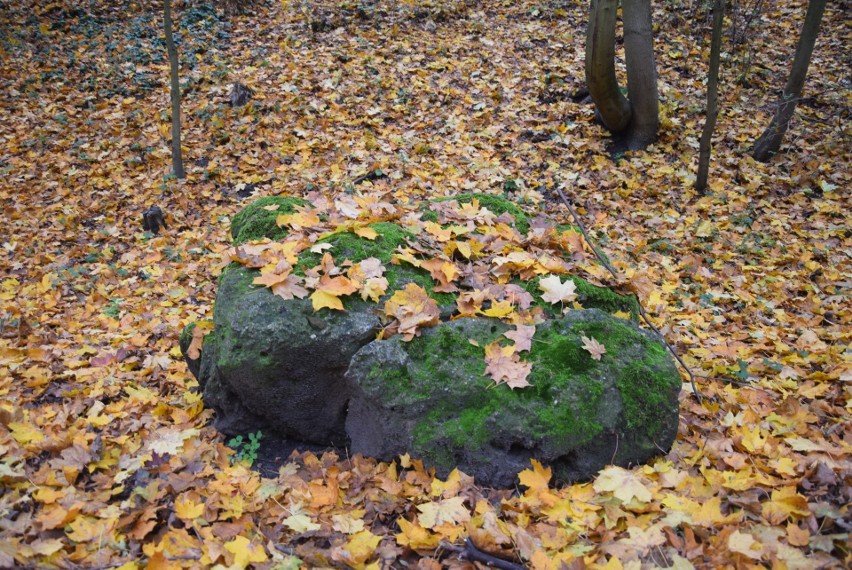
left=227, top=431, right=262, bottom=466
left=103, top=298, right=122, bottom=318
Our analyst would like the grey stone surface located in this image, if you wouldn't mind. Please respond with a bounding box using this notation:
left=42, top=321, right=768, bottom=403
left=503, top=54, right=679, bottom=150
left=193, top=264, right=381, bottom=445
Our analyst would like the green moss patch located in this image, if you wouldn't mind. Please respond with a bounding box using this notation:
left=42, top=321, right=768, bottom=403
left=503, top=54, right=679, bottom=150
left=518, top=275, right=639, bottom=319
left=295, top=222, right=457, bottom=308
left=231, top=196, right=309, bottom=244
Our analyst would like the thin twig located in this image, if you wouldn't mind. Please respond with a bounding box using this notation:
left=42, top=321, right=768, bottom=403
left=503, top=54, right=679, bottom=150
left=439, top=539, right=527, bottom=570
left=553, top=183, right=703, bottom=403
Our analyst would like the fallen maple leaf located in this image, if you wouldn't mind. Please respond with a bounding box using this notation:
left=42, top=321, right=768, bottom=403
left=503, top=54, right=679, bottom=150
left=539, top=275, right=577, bottom=304
left=225, top=535, right=268, bottom=567
left=146, top=427, right=199, bottom=456
left=504, top=324, right=535, bottom=352
left=186, top=320, right=214, bottom=360
left=383, top=283, right=440, bottom=340
left=727, top=530, right=764, bottom=560
left=581, top=336, right=606, bottom=360
left=310, top=289, right=344, bottom=311
left=593, top=466, right=652, bottom=504
left=518, top=459, right=551, bottom=493
left=416, top=496, right=470, bottom=529
left=484, top=341, right=532, bottom=389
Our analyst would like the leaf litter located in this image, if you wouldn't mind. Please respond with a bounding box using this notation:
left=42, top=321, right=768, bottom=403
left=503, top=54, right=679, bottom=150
left=0, top=0, right=849, bottom=568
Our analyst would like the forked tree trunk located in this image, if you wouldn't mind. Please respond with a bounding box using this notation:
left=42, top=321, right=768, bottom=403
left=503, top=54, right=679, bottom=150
left=622, top=0, right=659, bottom=149
left=696, top=0, right=724, bottom=193
left=585, top=0, right=660, bottom=150
left=586, top=0, right=631, bottom=132
left=164, top=0, right=185, bottom=179
left=752, top=0, right=827, bottom=162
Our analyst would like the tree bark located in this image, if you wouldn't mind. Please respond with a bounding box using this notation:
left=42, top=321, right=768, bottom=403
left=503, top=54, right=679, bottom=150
left=622, top=0, right=659, bottom=149
left=752, top=0, right=827, bottom=162
left=164, top=0, right=185, bottom=179
left=585, top=0, right=631, bottom=132
left=696, top=0, right=724, bottom=193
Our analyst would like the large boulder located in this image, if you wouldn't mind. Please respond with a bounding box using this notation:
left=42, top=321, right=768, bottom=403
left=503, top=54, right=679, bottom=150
left=191, top=265, right=380, bottom=445
left=182, top=194, right=680, bottom=486
left=345, top=310, right=680, bottom=488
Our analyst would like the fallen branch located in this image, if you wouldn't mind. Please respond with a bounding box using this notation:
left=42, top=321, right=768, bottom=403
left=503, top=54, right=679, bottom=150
left=439, top=538, right=527, bottom=570
left=553, top=183, right=702, bottom=403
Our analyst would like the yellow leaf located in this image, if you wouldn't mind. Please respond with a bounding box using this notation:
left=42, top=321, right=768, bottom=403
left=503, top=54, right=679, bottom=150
left=481, top=299, right=514, bottom=318
left=310, top=289, right=345, bottom=311
left=343, top=529, right=381, bottom=565
left=416, top=496, right=470, bottom=529
left=396, top=517, right=439, bottom=550
left=29, top=538, right=65, bottom=556
left=146, top=427, right=199, bottom=456
left=727, top=530, right=763, bottom=560
left=383, top=283, right=440, bottom=340
left=695, top=220, right=714, bottom=238
left=518, top=459, right=551, bottom=494
left=224, top=535, right=267, bottom=568
left=593, top=466, right=652, bottom=504
left=8, top=421, right=45, bottom=445
left=761, top=487, right=810, bottom=524
left=0, top=278, right=18, bottom=300
left=283, top=513, right=321, bottom=533
left=354, top=226, right=379, bottom=239
left=738, top=425, right=766, bottom=452
left=33, top=487, right=65, bottom=504
left=332, top=513, right=366, bottom=534
left=65, top=515, right=112, bottom=543
left=174, top=493, right=204, bottom=520
left=430, top=468, right=463, bottom=498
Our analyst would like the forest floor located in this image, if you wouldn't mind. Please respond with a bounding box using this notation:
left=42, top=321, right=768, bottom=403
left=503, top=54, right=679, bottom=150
left=0, top=0, right=849, bottom=568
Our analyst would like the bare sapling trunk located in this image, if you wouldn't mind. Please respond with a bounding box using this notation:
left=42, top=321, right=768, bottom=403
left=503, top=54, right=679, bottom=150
left=621, top=0, right=659, bottom=149
left=164, top=0, right=185, bottom=179
left=586, top=0, right=631, bottom=132
left=585, top=0, right=660, bottom=151
left=752, top=0, right=827, bottom=162
left=696, top=0, right=725, bottom=193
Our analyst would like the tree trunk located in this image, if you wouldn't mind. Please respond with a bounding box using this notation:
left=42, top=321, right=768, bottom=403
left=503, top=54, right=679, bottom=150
left=696, top=0, right=724, bottom=193
left=585, top=0, right=631, bottom=132
left=622, top=0, right=659, bottom=149
left=752, top=0, right=827, bottom=162
left=164, top=0, right=185, bottom=179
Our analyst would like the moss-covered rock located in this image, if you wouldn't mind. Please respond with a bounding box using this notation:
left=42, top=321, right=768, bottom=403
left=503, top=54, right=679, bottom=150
left=345, top=310, right=680, bottom=487
left=181, top=196, right=680, bottom=486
